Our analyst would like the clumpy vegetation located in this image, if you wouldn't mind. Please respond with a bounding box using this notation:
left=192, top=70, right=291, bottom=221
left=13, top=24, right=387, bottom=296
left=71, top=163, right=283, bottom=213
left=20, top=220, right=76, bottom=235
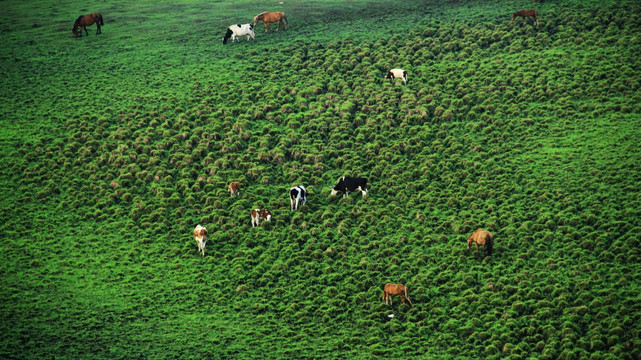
left=1, top=0, right=640, bottom=358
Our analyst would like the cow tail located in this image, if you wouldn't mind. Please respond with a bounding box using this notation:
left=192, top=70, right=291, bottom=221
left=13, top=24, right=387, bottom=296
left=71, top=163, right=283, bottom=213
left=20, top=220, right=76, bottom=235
left=486, top=234, right=494, bottom=256
left=222, top=28, right=233, bottom=44
left=283, top=14, right=289, bottom=28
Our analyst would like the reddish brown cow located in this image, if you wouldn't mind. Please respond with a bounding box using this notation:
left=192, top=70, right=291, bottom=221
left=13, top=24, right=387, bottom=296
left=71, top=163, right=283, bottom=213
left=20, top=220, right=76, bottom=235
left=228, top=181, right=240, bottom=197
left=512, top=9, right=538, bottom=26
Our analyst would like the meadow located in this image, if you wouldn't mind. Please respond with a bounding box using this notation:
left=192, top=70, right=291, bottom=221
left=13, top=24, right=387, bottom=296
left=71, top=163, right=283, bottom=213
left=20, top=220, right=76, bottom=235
left=1, top=0, right=640, bottom=358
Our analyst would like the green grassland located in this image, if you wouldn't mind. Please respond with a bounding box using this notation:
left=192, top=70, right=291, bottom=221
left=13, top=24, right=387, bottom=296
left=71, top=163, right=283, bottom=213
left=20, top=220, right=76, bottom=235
left=1, top=0, right=640, bottom=358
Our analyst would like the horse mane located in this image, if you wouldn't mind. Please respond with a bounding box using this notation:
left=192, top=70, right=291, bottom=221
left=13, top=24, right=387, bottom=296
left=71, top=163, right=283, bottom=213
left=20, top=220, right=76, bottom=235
left=74, top=15, right=83, bottom=25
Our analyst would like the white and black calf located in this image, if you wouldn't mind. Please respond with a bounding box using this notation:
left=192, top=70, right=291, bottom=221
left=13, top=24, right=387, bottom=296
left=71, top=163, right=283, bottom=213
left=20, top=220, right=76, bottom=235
left=331, top=176, right=368, bottom=198
left=385, top=68, right=408, bottom=85
left=251, top=209, right=272, bottom=227
left=290, top=185, right=307, bottom=211
left=222, top=23, right=255, bottom=44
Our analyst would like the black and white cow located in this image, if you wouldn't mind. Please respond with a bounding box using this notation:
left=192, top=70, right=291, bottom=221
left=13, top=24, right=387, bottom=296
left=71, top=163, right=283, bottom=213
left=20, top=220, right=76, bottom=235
left=385, top=68, right=408, bottom=85
left=331, top=176, right=368, bottom=198
left=290, top=185, right=307, bottom=211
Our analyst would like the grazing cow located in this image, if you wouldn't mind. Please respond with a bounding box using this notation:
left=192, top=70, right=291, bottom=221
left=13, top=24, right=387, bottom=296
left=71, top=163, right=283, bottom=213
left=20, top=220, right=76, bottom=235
left=290, top=185, right=307, bottom=211
left=222, top=23, right=255, bottom=44
left=251, top=209, right=272, bottom=227
left=382, top=283, right=413, bottom=306
left=228, top=181, right=240, bottom=197
left=193, top=225, right=207, bottom=257
left=385, top=69, right=408, bottom=85
left=331, top=176, right=368, bottom=198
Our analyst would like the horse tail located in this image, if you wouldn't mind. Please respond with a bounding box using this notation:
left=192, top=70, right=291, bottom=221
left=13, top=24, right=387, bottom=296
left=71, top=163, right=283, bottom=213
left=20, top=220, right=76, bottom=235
left=486, top=234, right=494, bottom=256
left=222, top=28, right=233, bottom=44
left=283, top=14, right=289, bottom=27
left=99, top=14, right=104, bottom=25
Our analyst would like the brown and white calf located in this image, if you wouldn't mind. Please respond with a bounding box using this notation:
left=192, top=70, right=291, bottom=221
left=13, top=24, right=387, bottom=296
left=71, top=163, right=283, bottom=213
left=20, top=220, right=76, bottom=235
left=193, top=225, right=208, bottom=257
left=251, top=209, right=272, bottom=227
left=228, top=181, right=240, bottom=197
left=385, top=69, right=408, bottom=85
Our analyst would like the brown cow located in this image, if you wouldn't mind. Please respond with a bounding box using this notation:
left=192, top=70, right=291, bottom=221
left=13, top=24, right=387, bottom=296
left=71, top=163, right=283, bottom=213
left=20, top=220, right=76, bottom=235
left=228, top=181, right=240, bottom=197
left=467, top=228, right=494, bottom=256
left=251, top=209, right=272, bottom=227
left=512, top=9, right=538, bottom=26
left=193, top=225, right=208, bottom=257
left=382, top=283, right=412, bottom=306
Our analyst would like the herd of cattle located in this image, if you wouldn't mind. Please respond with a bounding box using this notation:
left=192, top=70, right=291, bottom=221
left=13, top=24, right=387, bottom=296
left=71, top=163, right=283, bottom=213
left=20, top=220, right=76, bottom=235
left=193, top=176, right=368, bottom=256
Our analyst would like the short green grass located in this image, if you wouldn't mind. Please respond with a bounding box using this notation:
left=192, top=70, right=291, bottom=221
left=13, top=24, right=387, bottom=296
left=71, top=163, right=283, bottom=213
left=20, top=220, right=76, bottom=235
left=2, top=0, right=641, bottom=358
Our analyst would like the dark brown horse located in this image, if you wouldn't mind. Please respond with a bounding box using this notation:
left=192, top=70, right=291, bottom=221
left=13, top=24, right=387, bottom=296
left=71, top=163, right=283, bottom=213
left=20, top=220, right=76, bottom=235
left=253, top=11, right=288, bottom=32
left=467, top=228, right=494, bottom=256
left=73, top=13, right=104, bottom=37
left=512, top=9, right=538, bottom=27
left=382, top=283, right=412, bottom=306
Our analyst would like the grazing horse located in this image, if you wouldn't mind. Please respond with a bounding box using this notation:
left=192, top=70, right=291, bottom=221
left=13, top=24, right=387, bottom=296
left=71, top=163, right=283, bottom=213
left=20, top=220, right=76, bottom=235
left=72, top=13, right=103, bottom=37
left=193, top=225, right=208, bottom=257
left=382, top=283, right=412, bottom=306
left=512, top=9, right=538, bottom=27
left=467, top=228, right=494, bottom=256
left=254, top=12, right=288, bottom=32
left=222, top=24, right=255, bottom=44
